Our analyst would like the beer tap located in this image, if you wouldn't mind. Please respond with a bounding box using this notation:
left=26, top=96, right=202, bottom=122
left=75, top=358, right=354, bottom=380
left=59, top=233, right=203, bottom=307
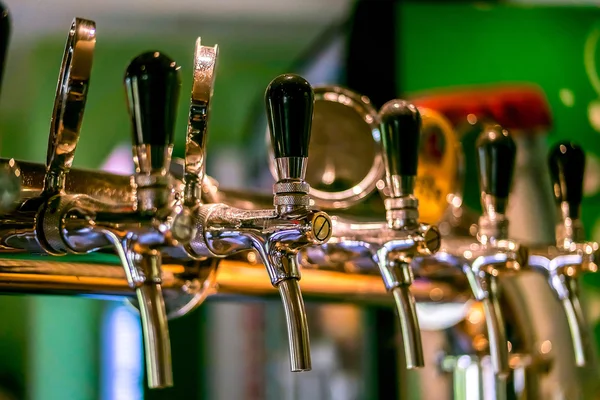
left=465, top=124, right=527, bottom=379
left=376, top=100, right=440, bottom=369
left=529, top=141, right=599, bottom=367
left=435, top=124, right=527, bottom=383
left=182, top=38, right=216, bottom=209
left=35, top=51, right=190, bottom=389
left=300, top=101, right=441, bottom=369
left=118, top=51, right=182, bottom=388
left=186, top=73, right=333, bottom=372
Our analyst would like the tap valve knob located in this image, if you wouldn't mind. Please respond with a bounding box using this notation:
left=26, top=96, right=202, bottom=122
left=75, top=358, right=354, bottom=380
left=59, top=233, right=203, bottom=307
left=125, top=51, right=181, bottom=178
left=548, top=141, right=585, bottom=220
left=125, top=52, right=181, bottom=211
left=265, top=74, right=314, bottom=182
left=476, top=125, right=516, bottom=217
left=378, top=100, right=422, bottom=228
left=379, top=100, right=421, bottom=198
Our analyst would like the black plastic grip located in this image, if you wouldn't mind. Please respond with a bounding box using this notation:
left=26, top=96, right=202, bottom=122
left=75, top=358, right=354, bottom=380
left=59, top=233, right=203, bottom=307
left=124, top=51, right=181, bottom=147
left=548, top=141, right=585, bottom=217
left=265, top=74, right=314, bottom=158
left=379, top=100, right=421, bottom=177
left=0, top=2, right=10, bottom=96
left=476, top=125, right=516, bottom=199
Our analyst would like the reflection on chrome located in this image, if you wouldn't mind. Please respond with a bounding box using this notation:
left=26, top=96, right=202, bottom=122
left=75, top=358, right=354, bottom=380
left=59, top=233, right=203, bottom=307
left=0, top=9, right=598, bottom=400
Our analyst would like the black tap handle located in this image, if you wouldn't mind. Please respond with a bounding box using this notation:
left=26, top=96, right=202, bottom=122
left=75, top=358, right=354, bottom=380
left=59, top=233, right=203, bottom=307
left=379, top=100, right=421, bottom=180
left=476, top=125, right=516, bottom=199
left=0, top=2, right=10, bottom=96
left=548, top=141, right=585, bottom=219
left=265, top=74, right=313, bottom=159
left=124, top=52, right=181, bottom=149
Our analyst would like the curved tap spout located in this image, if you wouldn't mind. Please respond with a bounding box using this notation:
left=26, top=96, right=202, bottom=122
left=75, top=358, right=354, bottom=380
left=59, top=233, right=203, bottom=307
left=44, top=18, right=96, bottom=195
left=131, top=249, right=172, bottom=387
left=561, top=274, right=589, bottom=367
left=278, top=266, right=311, bottom=371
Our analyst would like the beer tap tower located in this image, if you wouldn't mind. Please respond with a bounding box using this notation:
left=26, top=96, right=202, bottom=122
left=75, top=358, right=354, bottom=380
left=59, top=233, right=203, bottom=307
left=0, top=16, right=333, bottom=388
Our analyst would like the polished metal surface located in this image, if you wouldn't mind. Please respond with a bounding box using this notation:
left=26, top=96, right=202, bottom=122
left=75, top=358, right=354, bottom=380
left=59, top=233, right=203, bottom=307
left=136, top=250, right=173, bottom=388
left=185, top=39, right=218, bottom=207
left=392, top=285, right=423, bottom=369
left=1, top=16, right=598, bottom=399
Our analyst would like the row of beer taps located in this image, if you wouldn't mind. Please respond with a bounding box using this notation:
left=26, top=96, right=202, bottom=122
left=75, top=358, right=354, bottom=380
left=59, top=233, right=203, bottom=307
left=0, top=13, right=598, bottom=397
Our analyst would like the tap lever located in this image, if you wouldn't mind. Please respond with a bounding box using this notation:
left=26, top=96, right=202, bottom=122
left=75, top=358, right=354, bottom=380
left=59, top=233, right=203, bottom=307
left=44, top=18, right=96, bottom=194
left=379, top=100, right=421, bottom=197
left=124, top=51, right=181, bottom=211
left=476, top=125, right=516, bottom=216
left=184, top=39, right=217, bottom=206
left=266, top=74, right=313, bottom=182
left=476, top=125, right=516, bottom=242
left=548, top=142, right=585, bottom=243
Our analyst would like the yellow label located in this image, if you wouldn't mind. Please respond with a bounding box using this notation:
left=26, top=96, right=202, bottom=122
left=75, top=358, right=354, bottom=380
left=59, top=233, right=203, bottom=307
left=311, top=211, right=333, bottom=243
left=415, top=108, right=460, bottom=224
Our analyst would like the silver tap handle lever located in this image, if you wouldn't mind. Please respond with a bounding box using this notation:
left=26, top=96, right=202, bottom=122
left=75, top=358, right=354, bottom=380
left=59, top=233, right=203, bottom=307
left=377, top=100, right=434, bottom=369
left=44, top=18, right=96, bottom=194
left=123, top=51, right=182, bottom=389
left=184, top=38, right=218, bottom=206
